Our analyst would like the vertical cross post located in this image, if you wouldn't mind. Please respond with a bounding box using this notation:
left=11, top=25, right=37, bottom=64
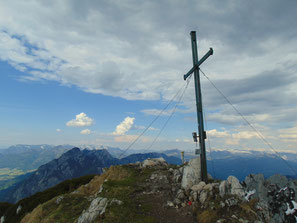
left=184, top=31, right=213, bottom=183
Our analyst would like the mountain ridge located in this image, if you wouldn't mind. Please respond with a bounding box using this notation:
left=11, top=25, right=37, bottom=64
left=0, top=148, right=181, bottom=203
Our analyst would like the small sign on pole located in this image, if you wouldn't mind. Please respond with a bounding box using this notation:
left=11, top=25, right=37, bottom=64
left=195, top=149, right=201, bottom=155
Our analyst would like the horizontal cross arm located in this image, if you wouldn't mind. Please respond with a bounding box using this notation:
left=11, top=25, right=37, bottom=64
left=184, top=48, right=213, bottom=80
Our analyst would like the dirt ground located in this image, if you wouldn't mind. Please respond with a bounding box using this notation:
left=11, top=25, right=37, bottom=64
left=139, top=191, right=196, bottom=223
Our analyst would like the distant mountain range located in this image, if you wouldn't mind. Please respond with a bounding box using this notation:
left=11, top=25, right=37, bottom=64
left=0, top=144, right=74, bottom=171
left=173, top=148, right=297, bottom=181
left=1, top=144, right=297, bottom=203
left=0, top=144, right=140, bottom=190
left=0, top=147, right=181, bottom=203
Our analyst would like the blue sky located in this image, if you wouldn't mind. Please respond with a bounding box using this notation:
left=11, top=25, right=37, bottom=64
left=1, top=0, right=297, bottom=153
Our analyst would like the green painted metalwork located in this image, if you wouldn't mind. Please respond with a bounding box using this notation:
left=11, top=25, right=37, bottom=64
left=184, top=31, right=213, bottom=183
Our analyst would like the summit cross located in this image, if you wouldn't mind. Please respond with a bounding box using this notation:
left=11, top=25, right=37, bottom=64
left=183, top=31, right=213, bottom=183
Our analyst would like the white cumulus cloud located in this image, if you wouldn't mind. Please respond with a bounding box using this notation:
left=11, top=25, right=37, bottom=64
left=66, top=113, right=94, bottom=127
left=113, top=117, right=135, bottom=136
left=56, top=128, right=61, bottom=132
left=80, top=129, right=91, bottom=135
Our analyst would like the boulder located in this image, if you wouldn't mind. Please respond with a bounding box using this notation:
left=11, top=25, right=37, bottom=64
left=191, top=181, right=206, bottom=193
left=219, top=180, right=227, bottom=197
left=219, top=176, right=244, bottom=198
left=227, top=176, right=245, bottom=197
left=204, top=183, right=214, bottom=191
left=199, top=190, right=208, bottom=204
left=142, top=158, right=167, bottom=167
left=244, top=174, right=267, bottom=200
left=181, top=157, right=201, bottom=189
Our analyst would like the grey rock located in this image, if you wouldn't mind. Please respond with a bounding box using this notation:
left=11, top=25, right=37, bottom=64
left=78, top=197, right=109, bottom=223
left=219, top=176, right=244, bottom=198
left=172, top=169, right=182, bottom=183
left=110, top=199, right=123, bottom=206
left=177, top=189, right=186, bottom=200
left=231, top=214, right=238, bottom=219
left=174, top=198, right=181, bottom=205
left=189, top=196, right=194, bottom=202
left=77, top=197, right=122, bottom=223
left=219, top=180, right=227, bottom=197
left=193, top=192, right=198, bottom=201
left=227, top=176, right=245, bottom=197
left=150, top=173, right=169, bottom=192
left=167, top=201, right=174, bottom=207
left=181, top=157, right=201, bottom=189
left=244, top=174, right=267, bottom=200
left=98, top=185, right=103, bottom=194
left=55, top=195, right=64, bottom=204
left=191, top=181, right=206, bottom=193
left=199, top=190, right=208, bottom=204
left=142, top=157, right=167, bottom=167
left=16, top=205, right=22, bottom=215
left=204, top=183, right=213, bottom=191
left=225, top=197, right=238, bottom=207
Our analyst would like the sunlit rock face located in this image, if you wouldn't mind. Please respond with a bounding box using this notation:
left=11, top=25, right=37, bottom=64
left=181, top=157, right=202, bottom=189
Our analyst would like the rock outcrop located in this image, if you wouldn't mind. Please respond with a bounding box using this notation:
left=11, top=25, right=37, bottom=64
left=243, top=173, right=297, bottom=223
left=77, top=197, right=122, bottom=223
left=169, top=157, right=297, bottom=222
left=219, top=175, right=245, bottom=198
left=181, top=157, right=201, bottom=189
left=142, top=157, right=168, bottom=168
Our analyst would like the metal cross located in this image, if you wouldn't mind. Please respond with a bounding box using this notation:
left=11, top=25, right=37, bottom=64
left=183, top=31, right=213, bottom=183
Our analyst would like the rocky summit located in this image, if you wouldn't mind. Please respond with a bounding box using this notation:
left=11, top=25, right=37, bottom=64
left=1, top=157, right=297, bottom=223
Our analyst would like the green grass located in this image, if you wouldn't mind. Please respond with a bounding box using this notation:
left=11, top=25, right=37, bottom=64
left=0, top=174, right=95, bottom=223
left=102, top=166, right=157, bottom=223
left=40, top=194, right=90, bottom=223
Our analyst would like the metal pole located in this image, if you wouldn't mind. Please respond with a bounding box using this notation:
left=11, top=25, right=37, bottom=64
left=181, top=151, right=185, bottom=164
left=190, top=31, right=208, bottom=182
